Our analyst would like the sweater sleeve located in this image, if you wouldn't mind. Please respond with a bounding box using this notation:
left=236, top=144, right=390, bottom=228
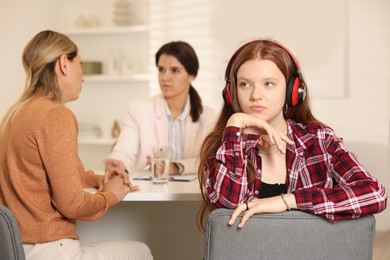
left=37, top=105, right=117, bottom=221
left=82, top=170, right=103, bottom=189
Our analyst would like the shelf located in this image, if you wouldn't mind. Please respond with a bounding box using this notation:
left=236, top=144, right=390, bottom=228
left=84, top=73, right=150, bottom=82
left=65, top=24, right=150, bottom=36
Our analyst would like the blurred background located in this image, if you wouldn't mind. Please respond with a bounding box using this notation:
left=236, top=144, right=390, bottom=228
left=0, top=0, right=388, bottom=254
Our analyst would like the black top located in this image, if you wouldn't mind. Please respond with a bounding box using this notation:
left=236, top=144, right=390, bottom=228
left=259, top=182, right=287, bottom=198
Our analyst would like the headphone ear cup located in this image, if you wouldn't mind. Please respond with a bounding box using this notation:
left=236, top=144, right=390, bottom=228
left=222, top=84, right=232, bottom=105
left=286, top=76, right=302, bottom=106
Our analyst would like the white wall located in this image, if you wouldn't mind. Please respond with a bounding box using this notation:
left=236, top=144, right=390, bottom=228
left=0, top=0, right=60, bottom=115
left=0, top=0, right=389, bottom=231
left=149, top=0, right=390, bottom=230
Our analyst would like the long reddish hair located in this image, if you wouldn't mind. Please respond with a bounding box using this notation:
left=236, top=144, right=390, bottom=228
left=197, top=40, right=323, bottom=231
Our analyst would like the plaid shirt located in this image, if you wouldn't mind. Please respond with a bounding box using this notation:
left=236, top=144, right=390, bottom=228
left=204, top=119, right=387, bottom=222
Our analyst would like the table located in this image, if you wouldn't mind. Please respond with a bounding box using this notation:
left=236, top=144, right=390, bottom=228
left=79, top=172, right=204, bottom=260
left=85, top=172, right=202, bottom=201
left=125, top=173, right=202, bottom=201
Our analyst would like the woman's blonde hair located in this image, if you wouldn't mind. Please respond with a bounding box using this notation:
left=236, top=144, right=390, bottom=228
left=0, top=30, right=78, bottom=134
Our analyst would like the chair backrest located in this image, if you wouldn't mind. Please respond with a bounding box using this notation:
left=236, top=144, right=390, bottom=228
left=204, top=209, right=375, bottom=260
left=0, top=205, right=26, bottom=260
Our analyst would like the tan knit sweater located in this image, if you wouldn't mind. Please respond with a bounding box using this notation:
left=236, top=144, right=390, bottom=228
left=0, top=96, right=117, bottom=244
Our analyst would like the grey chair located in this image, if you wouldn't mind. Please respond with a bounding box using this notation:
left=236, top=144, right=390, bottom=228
left=0, top=205, right=26, bottom=260
left=204, top=208, right=375, bottom=260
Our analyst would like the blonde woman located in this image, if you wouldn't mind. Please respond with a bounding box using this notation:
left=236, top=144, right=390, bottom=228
left=0, top=30, right=153, bottom=260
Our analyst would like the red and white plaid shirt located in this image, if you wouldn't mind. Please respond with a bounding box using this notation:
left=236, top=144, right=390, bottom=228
left=204, top=119, right=387, bottom=222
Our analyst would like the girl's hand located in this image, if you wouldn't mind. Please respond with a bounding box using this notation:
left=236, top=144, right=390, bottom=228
left=226, top=113, right=294, bottom=154
left=228, top=193, right=297, bottom=228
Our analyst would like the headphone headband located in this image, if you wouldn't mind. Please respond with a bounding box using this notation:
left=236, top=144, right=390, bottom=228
left=225, top=39, right=302, bottom=84
left=223, top=39, right=306, bottom=107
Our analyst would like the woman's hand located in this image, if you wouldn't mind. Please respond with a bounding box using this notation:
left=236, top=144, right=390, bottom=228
left=104, top=158, right=127, bottom=175
left=104, top=158, right=128, bottom=182
left=226, top=113, right=294, bottom=154
left=146, top=155, right=179, bottom=175
left=169, top=162, right=179, bottom=175
left=100, top=175, right=138, bottom=201
left=145, top=155, right=152, bottom=171
left=101, top=159, right=138, bottom=192
left=228, top=193, right=297, bottom=228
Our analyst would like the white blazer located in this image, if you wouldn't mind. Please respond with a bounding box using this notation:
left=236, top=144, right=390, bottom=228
left=109, top=94, right=217, bottom=174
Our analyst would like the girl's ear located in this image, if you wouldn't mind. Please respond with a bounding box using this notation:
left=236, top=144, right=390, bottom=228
left=57, top=54, right=68, bottom=77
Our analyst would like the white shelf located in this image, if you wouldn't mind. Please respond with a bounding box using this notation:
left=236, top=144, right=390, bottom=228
left=65, top=25, right=150, bottom=36
left=84, top=73, right=150, bottom=82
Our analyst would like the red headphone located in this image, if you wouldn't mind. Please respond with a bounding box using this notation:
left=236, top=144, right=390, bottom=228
left=223, top=39, right=306, bottom=107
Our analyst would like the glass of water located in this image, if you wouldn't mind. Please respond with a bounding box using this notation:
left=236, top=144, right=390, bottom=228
left=151, top=146, right=170, bottom=184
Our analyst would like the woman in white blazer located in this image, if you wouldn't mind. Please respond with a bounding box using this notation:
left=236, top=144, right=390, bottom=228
left=105, top=41, right=216, bottom=175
